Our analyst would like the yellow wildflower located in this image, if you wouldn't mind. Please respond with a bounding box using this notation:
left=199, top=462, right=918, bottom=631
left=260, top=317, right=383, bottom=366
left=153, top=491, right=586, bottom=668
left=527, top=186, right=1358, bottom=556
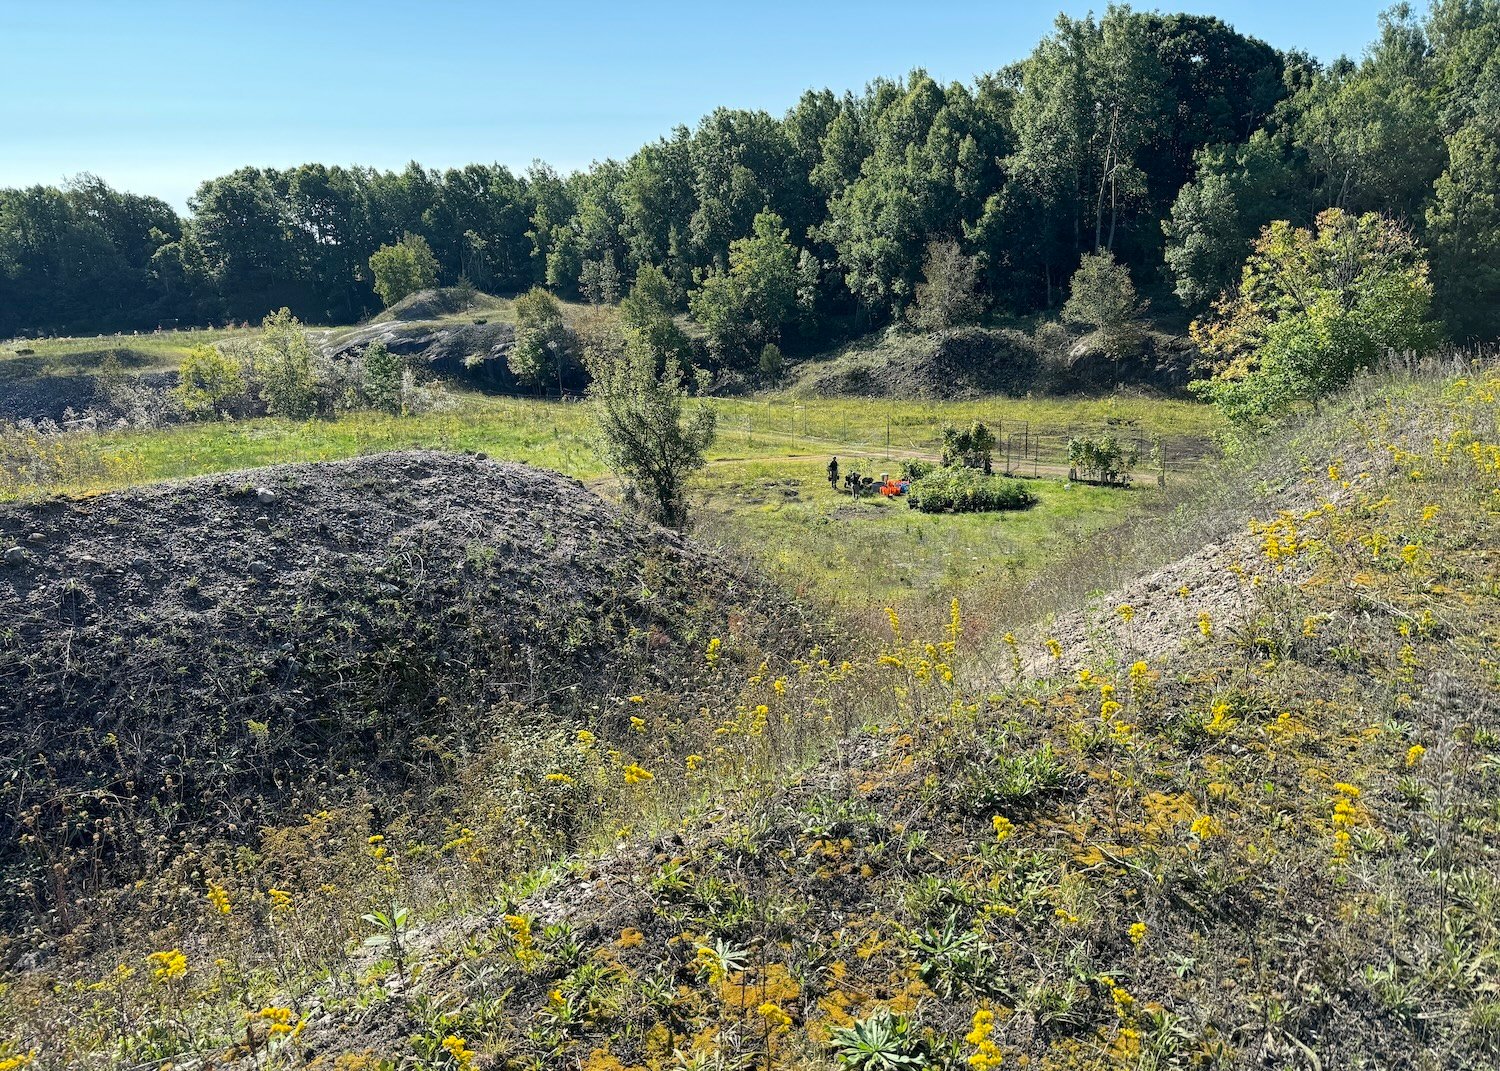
left=1405, top=744, right=1426, bottom=767
left=206, top=881, right=232, bottom=916
left=146, top=948, right=187, bottom=982
left=1189, top=815, right=1223, bottom=841
left=1044, top=637, right=1062, bottom=659
left=991, top=815, right=1014, bottom=843
left=1128, top=921, right=1147, bottom=947
left=966, top=1008, right=1002, bottom=1070
left=441, top=1034, right=475, bottom=1071
left=623, top=764, right=654, bottom=785
left=545, top=772, right=575, bottom=785
left=706, top=636, right=722, bottom=665
left=758, top=1001, right=793, bottom=1030
left=1116, top=604, right=1136, bottom=623
left=630, top=715, right=646, bottom=732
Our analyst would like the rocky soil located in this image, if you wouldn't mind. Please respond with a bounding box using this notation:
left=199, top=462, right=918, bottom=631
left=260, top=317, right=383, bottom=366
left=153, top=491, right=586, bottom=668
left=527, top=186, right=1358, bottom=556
left=0, top=451, right=808, bottom=916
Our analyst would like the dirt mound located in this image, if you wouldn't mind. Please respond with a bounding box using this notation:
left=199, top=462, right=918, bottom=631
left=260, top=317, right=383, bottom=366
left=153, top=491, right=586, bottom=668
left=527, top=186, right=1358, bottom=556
left=1044, top=329, right=1197, bottom=392
left=0, top=451, right=806, bottom=917
left=791, top=326, right=1197, bottom=399
left=792, top=327, right=1041, bottom=399
left=374, top=287, right=478, bottom=323
left=324, top=318, right=522, bottom=388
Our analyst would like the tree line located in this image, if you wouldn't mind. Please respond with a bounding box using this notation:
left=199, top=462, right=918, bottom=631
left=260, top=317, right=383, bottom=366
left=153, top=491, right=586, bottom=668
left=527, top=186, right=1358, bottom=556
left=2, top=2, right=1496, bottom=348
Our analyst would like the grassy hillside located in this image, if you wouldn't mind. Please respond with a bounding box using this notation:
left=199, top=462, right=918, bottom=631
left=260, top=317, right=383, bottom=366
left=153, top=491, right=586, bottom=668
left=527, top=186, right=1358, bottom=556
left=2, top=364, right=1493, bottom=1069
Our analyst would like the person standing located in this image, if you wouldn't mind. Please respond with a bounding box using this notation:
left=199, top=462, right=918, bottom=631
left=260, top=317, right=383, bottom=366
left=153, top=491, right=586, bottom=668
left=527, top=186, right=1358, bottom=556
left=827, top=456, right=840, bottom=489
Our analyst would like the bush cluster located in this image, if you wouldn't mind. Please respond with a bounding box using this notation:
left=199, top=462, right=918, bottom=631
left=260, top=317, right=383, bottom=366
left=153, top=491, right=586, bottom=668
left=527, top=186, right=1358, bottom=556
left=174, top=308, right=449, bottom=423
left=907, top=465, right=1036, bottom=514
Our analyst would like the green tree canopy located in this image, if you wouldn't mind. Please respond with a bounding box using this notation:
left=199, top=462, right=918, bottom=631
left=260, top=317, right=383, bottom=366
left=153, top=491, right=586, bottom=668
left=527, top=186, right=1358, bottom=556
left=1191, top=209, right=1438, bottom=427
left=689, top=210, right=800, bottom=365
left=1426, top=120, right=1500, bottom=340
left=252, top=308, right=318, bottom=418
left=1062, top=250, right=1146, bottom=356
left=910, top=239, right=984, bottom=331
left=368, top=232, right=440, bottom=307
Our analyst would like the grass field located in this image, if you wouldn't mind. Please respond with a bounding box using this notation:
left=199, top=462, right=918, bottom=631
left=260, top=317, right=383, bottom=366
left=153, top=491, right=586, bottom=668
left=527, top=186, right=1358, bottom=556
left=2, top=388, right=1216, bottom=626
left=0, top=390, right=1218, bottom=499
left=0, top=327, right=258, bottom=382
left=692, top=454, right=1146, bottom=625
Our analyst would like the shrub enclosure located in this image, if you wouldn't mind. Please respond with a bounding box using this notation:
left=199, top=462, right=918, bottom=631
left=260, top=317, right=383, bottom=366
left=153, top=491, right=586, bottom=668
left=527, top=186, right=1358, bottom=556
left=906, top=465, right=1037, bottom=513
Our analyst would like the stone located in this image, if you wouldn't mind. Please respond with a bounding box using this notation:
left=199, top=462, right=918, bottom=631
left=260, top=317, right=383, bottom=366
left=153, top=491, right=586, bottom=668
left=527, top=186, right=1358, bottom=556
left=3, top=547, right=24, bottom=565
left=254, top=487, right=277, bottom=505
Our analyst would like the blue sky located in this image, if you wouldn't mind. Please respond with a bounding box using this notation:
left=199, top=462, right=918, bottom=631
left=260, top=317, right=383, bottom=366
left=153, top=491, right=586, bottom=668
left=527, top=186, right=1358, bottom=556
left=2, top=0, right=1393, bottom=210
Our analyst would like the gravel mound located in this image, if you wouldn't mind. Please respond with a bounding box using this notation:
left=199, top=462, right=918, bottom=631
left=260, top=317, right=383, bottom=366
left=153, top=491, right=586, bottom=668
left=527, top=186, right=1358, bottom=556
left=0, top=451, right=803, bottom=915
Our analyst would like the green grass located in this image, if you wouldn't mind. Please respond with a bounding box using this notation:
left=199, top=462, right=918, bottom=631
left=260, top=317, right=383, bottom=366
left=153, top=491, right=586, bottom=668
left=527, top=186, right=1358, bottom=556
left=2, top=389, right=1217, bottom=498
left=693, top=455, right=1147, bottom=623
left=0, top=327, right=257, bottom=381
left=2, top=382, right=1213, bottom=626
left=712, top=392, right=1219, bottom=466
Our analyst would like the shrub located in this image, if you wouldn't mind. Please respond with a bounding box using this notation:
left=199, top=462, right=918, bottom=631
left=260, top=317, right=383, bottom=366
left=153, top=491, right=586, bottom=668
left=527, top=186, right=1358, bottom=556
left=174, top=344, right=246, bottom=419
left=1191, top=209, right=1438, bottom=428
left=362, top=340, right=405, bottom=414
left=251, top=308, right=317, bottom=418
left=509, top=287, right=572, bottom=392
left=941, top=421, right=997, bottom=472
left=1067, top=434, right=1137, bottom=485
left=906, top=466, right=1036, bottom=514
left=900, top=458, right=935, bottom=481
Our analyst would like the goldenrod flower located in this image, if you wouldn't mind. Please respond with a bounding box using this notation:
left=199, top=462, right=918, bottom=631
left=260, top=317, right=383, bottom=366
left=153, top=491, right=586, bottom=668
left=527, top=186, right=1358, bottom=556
left=758, top=1001, right=793, bottom=1030
left=146, top=948, right=188, bottom=982
left=1189, top=815, right=1223, bottom=840
left=1116, top=604, right=1136, bottom=623
left=991, top=815, right=1014, bottom=843
left=1044, top=637, right=1062, bottom=659
left=206, top=881, right=232, bottom=916
left=966, top=1008, right=1002, bottom=1069
left=1405, top=743, right=1426, bottom=767
left=705, top=637, right=722, bottom=665
left=1128, top=921, right=1147, bottom=947
left=630, top=715, right=646, bottom=732
left=545, top=772, right=575, bottom=785
left=686, top=754, right=705, bottom=772
left=441, top=1034, right=475, bottom=1071
left=622, top=764, right=654, bottom=785
left=268, top=888, right=294, bottom=913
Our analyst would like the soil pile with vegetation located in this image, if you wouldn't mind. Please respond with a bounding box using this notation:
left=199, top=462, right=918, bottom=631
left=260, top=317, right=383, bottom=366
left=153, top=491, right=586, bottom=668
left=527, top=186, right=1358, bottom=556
left=789, top=327, right=1194, bottom=400
left=323, top=290, right=524, bottom=392
left=0, top=450, right=809, bottom=925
